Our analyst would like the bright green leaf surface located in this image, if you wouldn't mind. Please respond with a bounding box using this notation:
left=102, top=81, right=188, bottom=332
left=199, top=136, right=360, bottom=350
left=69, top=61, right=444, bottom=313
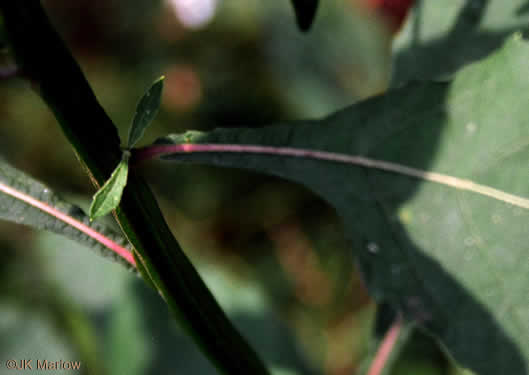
left=0, top=304, right=77, bottom=369
left=154, top=37, right=529, bottom=374
left=127, top=76, right=164, bottom=148
left=38, top=231, right=134, bottom=309
left=393, top=0, right=529, bottom=84
left=0, top=159, right=134, bottom=271
left=290, top=0, right=319, bottom=31
left=89, top=153, right=129, bottom=220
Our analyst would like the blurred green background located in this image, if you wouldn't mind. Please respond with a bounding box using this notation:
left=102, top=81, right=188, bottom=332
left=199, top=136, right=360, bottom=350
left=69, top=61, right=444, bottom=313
left=0, top=1, right=468, bottom=374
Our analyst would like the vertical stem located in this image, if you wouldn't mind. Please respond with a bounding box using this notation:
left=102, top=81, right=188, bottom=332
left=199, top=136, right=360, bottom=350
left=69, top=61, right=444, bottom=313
left=0, top=2, right=269, bottom=374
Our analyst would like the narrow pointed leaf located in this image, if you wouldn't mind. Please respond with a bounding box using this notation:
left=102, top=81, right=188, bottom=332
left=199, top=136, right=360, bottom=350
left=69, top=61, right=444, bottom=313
left=89, top=153, right=129, bottom=220
left=147, top=36, right=529, bottom=374
left=0, top=159, right=135, bottom=270
left=127, top=76, right=165, bottom=148
left=290, top=0, right=319, bottom=31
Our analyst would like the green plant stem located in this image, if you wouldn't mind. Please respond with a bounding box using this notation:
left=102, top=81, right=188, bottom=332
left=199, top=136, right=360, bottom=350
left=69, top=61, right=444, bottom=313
left=0, top=2, right=269, bottom=374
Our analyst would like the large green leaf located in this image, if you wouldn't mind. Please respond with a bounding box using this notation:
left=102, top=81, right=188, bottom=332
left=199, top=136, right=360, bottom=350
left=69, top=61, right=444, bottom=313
left=0, top=159, right=135, bottom=271
left=145, top=36, right=529, bottom=374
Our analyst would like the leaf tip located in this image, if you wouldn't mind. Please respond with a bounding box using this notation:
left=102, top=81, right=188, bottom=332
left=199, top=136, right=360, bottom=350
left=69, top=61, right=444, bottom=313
left=88, top=205, right=98, bottom=222
left=290, top=0, right=319, bottom=31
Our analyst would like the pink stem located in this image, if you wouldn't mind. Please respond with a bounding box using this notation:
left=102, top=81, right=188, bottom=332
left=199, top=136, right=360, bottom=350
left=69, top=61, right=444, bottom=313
left=367, top=316, right=403, bottom=375
left=133, top=143, right=529, bottom=210
left=0, top=181, right=136, bottom=267
left=134, top=143, right=366, bottom=164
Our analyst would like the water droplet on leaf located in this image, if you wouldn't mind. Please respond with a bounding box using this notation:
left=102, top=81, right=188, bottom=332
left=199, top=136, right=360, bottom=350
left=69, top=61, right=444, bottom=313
left=367, top=242, right=379, bottom=254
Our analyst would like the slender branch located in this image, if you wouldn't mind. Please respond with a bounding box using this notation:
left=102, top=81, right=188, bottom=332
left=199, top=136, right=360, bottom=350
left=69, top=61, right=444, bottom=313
left=0, top=181, right=136, bottom=267
left=367, top=316, right=403, bottom=375
left=134, top=143, right=529, bottom=210
left=0, top=2, right=270, bottom=374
